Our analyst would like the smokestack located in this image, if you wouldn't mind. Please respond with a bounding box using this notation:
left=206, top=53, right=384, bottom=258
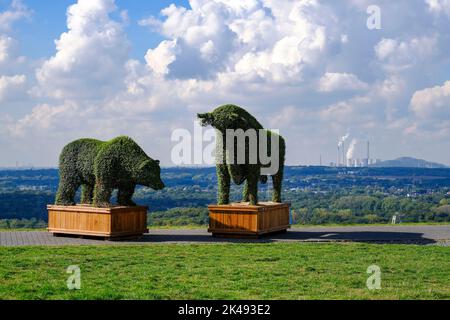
left=347, top=158, right=353, bottom=167
left=367, top=141, right=370, bottom=162
left=337, top=146, right=340, bottom=166
left=342, top=141, right=345, bottom=167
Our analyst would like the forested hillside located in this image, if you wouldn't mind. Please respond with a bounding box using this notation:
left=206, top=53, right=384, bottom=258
left=0, top=166, right=449, bottom=228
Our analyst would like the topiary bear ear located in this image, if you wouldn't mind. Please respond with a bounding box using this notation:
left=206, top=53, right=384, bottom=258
left=155, top=160, right=160, bottom=165
left=228, top=112, right=239, bottom=122
left=139, top=160, right=151, bottom=171
left=228, top=113, right=249, bottom=127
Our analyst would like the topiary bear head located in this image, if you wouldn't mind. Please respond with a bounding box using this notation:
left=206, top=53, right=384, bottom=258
left=198, top=104, right=263, bottom=132
left=136, top=159, right=165, bottom=190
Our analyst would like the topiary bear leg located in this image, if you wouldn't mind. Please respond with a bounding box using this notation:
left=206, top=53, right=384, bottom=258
left=55, top=177, right=79, bottom=206
left=246, top=176, right=258, bottom=205
left=245, top=165, right=260, bottom=205
left=243, top=181, right=250, bottom=202
left=271, top=166, right=284, bottom=203
left=244, top=175, right=268, bottom=202
left=93, top=183, right=112, bottom=208
left=217, top=164, right=230, bottom=205
left=81, top=184, right=94, bottom=205
left=118, top=184, right=136, bottom=207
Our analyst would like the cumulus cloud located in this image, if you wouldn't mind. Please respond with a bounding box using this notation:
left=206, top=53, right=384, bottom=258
left=426, top=0, right=450, bottom=17
left=0, top=74, right=26, bottom=102
left=0, top=34, right=16, bottom=64
left=410, top=81, right=450, bottom=119
left=375, top=36, right=438, bottom=71
left=0, top=2, right=31, bottom=107
left=2, top=0, right=450, bottom=166
left=318, top=72, right=368, bottom=92
left=141, top=0, right=339, bottom=82
left=35, top=0, right=130, bottom=100
left=11, top=102, right=80, bottom=136
left=0, top=0, right=31, bottom=31
left=145, top=40, right=178, bottom=75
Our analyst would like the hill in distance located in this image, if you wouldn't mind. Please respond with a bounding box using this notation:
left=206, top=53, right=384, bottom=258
left=371, top=157, right=448, bottom=169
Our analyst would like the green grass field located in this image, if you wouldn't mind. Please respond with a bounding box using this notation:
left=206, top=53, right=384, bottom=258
left=1, top=243, right=449, bottom=300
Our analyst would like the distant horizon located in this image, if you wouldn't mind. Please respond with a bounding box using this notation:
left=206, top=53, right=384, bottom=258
left=1, top=156, right=448, bottom=171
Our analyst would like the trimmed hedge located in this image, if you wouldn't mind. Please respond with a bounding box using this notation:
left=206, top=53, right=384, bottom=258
left=198, top=104, right=285, bottom=205
left=55, top=136, right=164, bottom=207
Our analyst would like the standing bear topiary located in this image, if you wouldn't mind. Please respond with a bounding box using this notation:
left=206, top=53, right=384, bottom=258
left=55, top=136, right=165, bottom=208
left=198, top=104, right=286, bottom=205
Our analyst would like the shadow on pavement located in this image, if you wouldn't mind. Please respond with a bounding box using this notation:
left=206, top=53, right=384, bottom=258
left=127, top=230, right=436, bottom=245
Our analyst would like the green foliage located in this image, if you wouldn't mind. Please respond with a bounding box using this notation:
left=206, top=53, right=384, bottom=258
left=333, top=195, right=380, bottom=213
left=55, top=136, right=164, bottom=207
left=1, top=167, right=450, bottom=227
left=148, top=207, right=209, bottom=226
left=0, top=218, right=46, bottom=229
left=289, top=191, right=450, bottom=225
left=198, top=104, right=286, bottom=205
left=0, top=191, right=54, bottom=220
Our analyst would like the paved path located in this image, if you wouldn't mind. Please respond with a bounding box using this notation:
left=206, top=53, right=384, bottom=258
left=1, top=225, right=449, bottom=247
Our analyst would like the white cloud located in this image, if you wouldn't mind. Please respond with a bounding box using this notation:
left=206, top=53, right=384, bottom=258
left=0, top=0, right=31, bottom=31
left=426, top=0, right=450, bottom=17
left=267, top=105, right=298, bottom=127
left=145, top=40, right=178, bottom=75
left=35, top=0, right=129, bottom=100
left=2, top=0, right=450, bottom=166
left=318, top=72, right=368, bottom=92
left=11, top=102, right=80, bottom=136
left=0, top=74, right=26, bottom=102
left=410, top=81, right=450, bottom=119
left=0, top=34, right=16, bottom=64
left=140, top=0, right=338, bottom=82
left=138, top=16, right=161, bottom=29
left=375, top=36, right=438, bottom=71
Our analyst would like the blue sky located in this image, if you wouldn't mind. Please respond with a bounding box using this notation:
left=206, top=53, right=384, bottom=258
left=0, top=0, right=450, bottom=167
left=1, top=0, right=190, bottom=60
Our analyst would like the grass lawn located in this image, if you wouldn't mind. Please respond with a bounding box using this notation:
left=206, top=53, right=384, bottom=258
left=0, top=243, right=449, bottom=300
left=291, top=222, right=450, bottom=228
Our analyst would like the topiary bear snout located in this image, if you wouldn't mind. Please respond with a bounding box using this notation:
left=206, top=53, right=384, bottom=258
left=138, top=159, right=165, bottom=190
left=198, top=113, right=215, bottom=127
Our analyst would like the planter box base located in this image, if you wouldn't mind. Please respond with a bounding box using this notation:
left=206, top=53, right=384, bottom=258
left=208, top=202, right=291, bottom=239
left=47, top=205, right=149, bottom=240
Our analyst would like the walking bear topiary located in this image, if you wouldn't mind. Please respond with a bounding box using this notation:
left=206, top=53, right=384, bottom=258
left=198, top=104, right=286, bottom=205
left=55, top=136, right=165, bottom=208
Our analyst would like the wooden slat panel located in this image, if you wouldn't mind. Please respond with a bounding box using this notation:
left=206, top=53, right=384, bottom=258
left=47, top=205, right=148, bottom=238
left=208, top=202, right=291, bottom=237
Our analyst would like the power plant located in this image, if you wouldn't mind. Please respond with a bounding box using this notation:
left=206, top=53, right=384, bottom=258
left=331, top=136, right=380, bottom=167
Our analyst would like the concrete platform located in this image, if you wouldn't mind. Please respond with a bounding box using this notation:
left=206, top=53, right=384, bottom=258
left=1, top=225, right=450, bottom=247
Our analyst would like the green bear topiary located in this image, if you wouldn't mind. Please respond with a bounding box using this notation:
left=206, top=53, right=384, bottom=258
left=55, top=136, right=165, bottom=208
left=198, top=104, right=286, bottom=205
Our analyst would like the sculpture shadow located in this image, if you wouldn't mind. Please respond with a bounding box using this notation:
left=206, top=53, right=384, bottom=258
left=277, top=230, right=436, bottom=245
left=130, top=230, right=437, bottom=245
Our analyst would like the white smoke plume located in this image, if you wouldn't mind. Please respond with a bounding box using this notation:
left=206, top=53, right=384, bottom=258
left=338, top=133, right=350, bottom=147
left=346, top=139, right=358, bottom=160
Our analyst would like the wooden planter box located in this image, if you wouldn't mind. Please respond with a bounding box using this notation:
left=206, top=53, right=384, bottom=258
left=208, top=202, right=291, bottom=238
left=47, top=205, right=149, bottom=239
